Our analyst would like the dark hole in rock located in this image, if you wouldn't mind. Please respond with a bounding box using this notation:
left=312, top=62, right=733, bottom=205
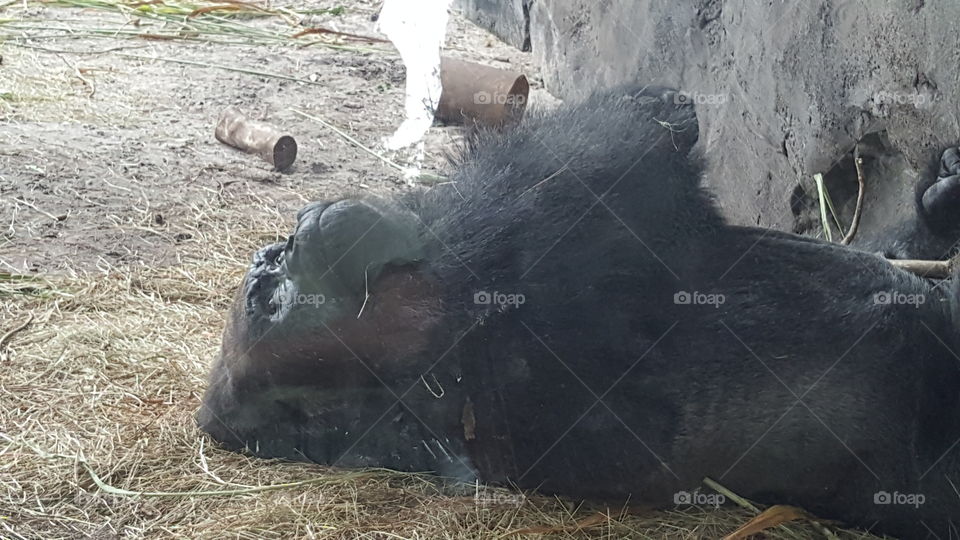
left=789, top=132, right=918, bottom=246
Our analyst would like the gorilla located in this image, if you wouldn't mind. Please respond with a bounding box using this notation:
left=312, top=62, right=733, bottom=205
left=860, top=145, right=960, bottom=261
left=198, top=86, right=960, bottom=539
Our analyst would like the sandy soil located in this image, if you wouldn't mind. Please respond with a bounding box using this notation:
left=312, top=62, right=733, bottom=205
left=0, top=0, right=547, bottom=273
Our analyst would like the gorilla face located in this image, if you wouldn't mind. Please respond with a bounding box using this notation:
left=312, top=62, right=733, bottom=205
left=236, top=198, right=432, bottom=357
left=198, top=199, right=473, bottom=476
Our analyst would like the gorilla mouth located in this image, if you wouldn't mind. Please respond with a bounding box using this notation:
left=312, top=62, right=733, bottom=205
left=243, top=200, right=338, bottom=320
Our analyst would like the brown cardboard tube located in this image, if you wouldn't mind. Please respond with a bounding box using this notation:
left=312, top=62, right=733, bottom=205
left=215, top=107, right=298, bottom=171
left=436, top=57, right=529, bottom=127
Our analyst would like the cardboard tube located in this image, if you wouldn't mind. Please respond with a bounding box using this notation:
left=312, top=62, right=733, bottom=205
left=215, top=107, right=298, bottom=171
left=436, top=57, right=529, bottom=127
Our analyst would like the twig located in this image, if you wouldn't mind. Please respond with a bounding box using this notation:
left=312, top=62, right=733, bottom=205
left=888, top=258, right=952, bottom=279
left=822, top=182, right=844, bottom=234
left=517, top=164, right=569, bottom=200
left=11, top=198, right=64, bottom=221
left=702, top=477, right=761, bottom=513
left=116, top=53, right=325, bottom=86
left=291, top=108, right=404, bottom=172
left=841, top=144, right=865, bottom=245
left=290, top=108, right=447, bottom=183
left=292, top=26, right=389, bottom=43
left=704, top=477, right=839, bottom=540
left=196, top=438, right=249, bottom=488
left=0, top=313, right=33, bottom=353
left=357, top=263, right=371, bottom=319
left=10, top=42, right=149, bottom=55
left=812, top=173, right=832, bottom=242
left=57, top=53, right=96, bottom=97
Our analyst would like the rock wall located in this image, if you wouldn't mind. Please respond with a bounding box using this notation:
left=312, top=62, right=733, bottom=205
left=455, top=0, right=531, bottom=51
left=461, top=0, right=960, bottom=242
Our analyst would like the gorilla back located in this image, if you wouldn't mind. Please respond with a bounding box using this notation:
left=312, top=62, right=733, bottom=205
left=198, top=86, right=960, bottom=539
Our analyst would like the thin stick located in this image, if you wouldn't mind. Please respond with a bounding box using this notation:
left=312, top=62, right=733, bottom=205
left=517, top=164, right=569, bottom=200
left=116, top=53, right=325, bottom=86
left=10, top=42, right=149, bottom=55
left=888, top=258, right=952, bottom=279
left=704, top=477, right=838, bottom=539
left=822, top=182, right=844, bottom=234
left=0, top=313, right=33, bottom=352
left=812, top=173, right=832, bottom=242
left=291, top=108, right=404, bottom=172
left=841, top=144, right=865, bottom=245
left=11, top=198, right=64, bottom=221
left=57, top=53, right=96, bottom=97
left=291, top=109, right=447, bottom=183
left=292, top=26, right=390, bottom=43
left=702, top=477, right=761, bottom=513
left=6, top=32, right=257, bottom=47
left=357, top=264, right=371, bottom=319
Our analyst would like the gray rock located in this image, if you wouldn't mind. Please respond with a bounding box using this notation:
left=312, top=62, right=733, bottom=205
left=454, top=0, right=532, bottom=51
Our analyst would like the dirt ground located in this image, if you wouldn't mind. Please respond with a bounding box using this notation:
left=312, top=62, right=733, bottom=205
left=0, top=0, right=550, bottom=273
left=0, top=2, right=887, bottom=539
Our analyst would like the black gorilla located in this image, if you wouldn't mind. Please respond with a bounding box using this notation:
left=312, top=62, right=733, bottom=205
left=198, top=86, right=960, bottom=539
left=860, top=146, right=960, bottom=260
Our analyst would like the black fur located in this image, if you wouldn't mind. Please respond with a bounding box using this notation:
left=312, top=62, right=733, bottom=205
left=862, top=146, right=960, bottom=259
left=199, top=86, right=960, bottom=539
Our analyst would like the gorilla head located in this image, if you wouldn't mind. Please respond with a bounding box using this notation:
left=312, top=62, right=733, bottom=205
left=197, top=198, right=477, bottom=477
left=199, top=85, right=703, bottom=482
